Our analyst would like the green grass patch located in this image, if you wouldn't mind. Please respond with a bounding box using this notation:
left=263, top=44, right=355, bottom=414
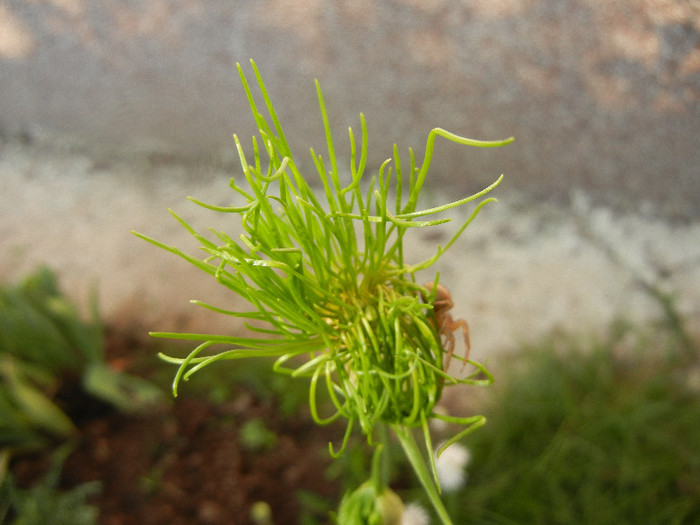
left=451, top=324, right=700, bottom=524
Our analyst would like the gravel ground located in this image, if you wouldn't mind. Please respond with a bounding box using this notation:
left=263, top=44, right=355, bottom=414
left=2, top=138, right=699, bottom=364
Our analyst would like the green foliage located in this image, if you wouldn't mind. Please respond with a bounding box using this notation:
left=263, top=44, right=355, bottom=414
left=134, top=59, right=512, bottom=524
left=239, top=418, right=278, bottom=451
left=0, top=267, right=100, bottom=372
left=456, top=326, right=700, bottom=524
left=296, top=489, right=336, bottom=525
left=0, top=268, right=163, bottom=467
left=0, top=445, right=100, bottom=525
left=337, top=482, right=404, bottom=525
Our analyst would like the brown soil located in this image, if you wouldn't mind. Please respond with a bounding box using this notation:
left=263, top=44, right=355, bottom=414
left=9, top=327, right=345, bottom=525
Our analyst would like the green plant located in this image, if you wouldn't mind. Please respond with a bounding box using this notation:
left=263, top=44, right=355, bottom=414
left=134, top=59, right=512, bottom=524
left=455, top=324, right=700, bottom=524
left=0, top=444, right=100, bottom=525
left=240, top=418, right=278, bottom=451
left=0, top=268, right=163, bottom=474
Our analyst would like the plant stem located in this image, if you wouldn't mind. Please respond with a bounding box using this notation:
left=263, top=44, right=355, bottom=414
left=391, top=424, right=453, bottom=525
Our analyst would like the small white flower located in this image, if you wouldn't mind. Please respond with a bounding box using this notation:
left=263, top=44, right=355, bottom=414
left=435, top=442, right=471, bottom=492
left=401, top=502, right=430, bottom=525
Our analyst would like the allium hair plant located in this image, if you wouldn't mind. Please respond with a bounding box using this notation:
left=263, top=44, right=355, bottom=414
left=133, top=60, right=512, bottom=525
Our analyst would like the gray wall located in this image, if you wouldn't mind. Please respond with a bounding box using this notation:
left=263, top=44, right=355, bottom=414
left=1, top=0, right=699, bottom=217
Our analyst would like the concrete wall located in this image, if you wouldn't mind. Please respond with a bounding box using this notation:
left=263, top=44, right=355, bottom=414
left=2, top=0, right=699, bottom=355
left=1, top=0, right=699, bottom=216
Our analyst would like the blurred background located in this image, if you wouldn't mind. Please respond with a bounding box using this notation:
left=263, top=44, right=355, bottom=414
left=2, top=1, right=699, bottom=212
left=1, top=0, right=698, bottom=354
left=1, top=2, right=700, bottom=524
